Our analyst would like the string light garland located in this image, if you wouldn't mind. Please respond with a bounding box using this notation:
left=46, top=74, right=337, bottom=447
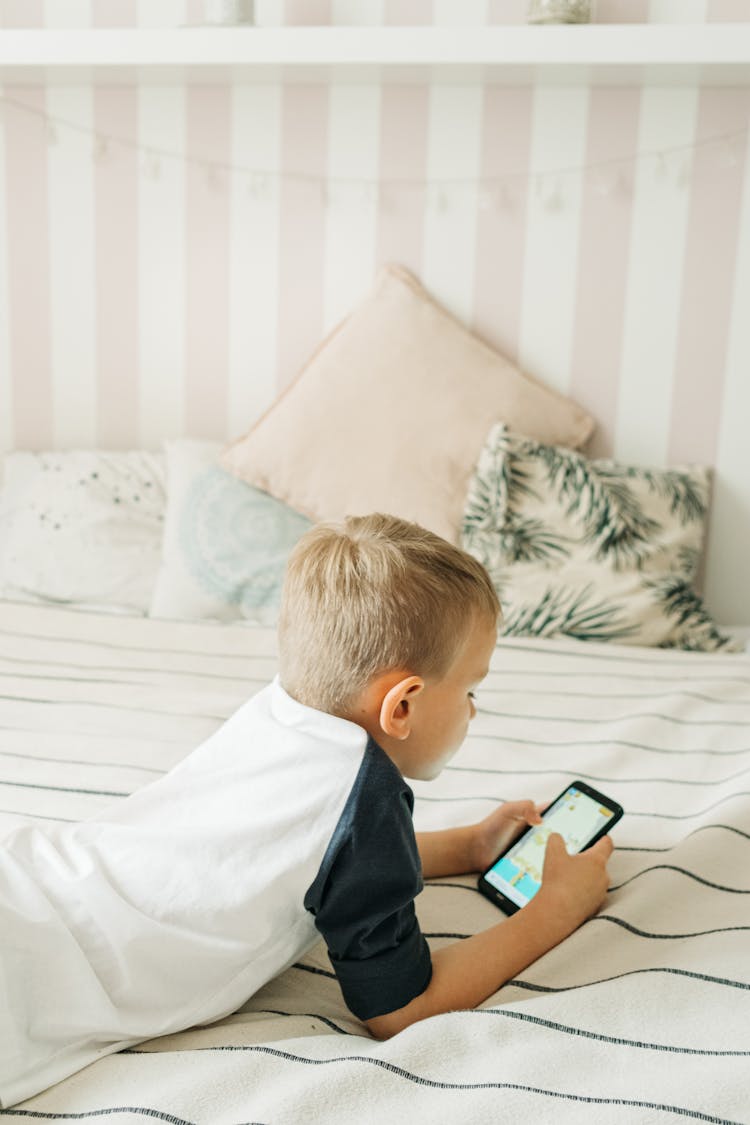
left=0, top=91, right=746, bottom=213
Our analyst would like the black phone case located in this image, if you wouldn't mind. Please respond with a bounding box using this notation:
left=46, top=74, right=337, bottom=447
left=477, top=780, right=623, bottom=915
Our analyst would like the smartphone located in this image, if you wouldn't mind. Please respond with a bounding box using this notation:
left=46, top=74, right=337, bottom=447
left=477, top=780, right=624, bottom=915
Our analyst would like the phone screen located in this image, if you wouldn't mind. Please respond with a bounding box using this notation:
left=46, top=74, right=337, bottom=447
left=482, top=784, right=618, bottom=910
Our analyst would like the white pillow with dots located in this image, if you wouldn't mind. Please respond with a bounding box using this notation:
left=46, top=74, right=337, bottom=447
left=0, top=450, right=166, bottom=614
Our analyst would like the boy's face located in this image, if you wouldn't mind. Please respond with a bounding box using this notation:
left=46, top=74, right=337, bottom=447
left=395, top=614, right=497, bottom=782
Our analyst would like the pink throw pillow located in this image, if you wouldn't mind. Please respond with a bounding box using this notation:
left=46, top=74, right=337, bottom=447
left=221, top=265, right=594, bottom=544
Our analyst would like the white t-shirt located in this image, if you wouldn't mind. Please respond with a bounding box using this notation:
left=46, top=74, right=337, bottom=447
left=0, top=678, right=431, bottom=1107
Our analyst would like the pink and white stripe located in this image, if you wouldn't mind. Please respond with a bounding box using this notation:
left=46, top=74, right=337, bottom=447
left=275, top=84, right=328, bottom=388
left=472, top=86, right=533, bottom=367
left=376, top=84, right=429, bottom=276
left=94, top=87, right=140, bottom=448
left=185, top=84, right=232, bottom=439
left=3, top=87, right=54, bottom=450
left=668, top=88, right=750, bottom=468
left=0, top=0, right=748, bottom=27
left=569, top=87, right=641, bottom=460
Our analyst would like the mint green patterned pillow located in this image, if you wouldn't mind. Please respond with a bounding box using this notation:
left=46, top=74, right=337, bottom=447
left=149, top=441, right=311, bottom=623
left=461, top=424, right=738, bottom=652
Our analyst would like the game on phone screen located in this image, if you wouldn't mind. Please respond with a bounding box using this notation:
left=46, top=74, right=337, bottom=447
left=482, top=785, right=618, bottom=910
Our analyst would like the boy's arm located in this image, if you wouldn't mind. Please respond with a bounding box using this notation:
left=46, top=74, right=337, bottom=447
left=416, top=799, right=545, bottom=879
left=365, top=832, right=612, bottom=1040
left=414, top=825, right=476, bottom=878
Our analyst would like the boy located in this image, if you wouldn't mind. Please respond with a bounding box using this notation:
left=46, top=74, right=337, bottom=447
left=0, top=514, right=612, bottom=1106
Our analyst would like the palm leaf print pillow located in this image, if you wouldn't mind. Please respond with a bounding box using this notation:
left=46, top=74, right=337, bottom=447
left=461, top=424, right=739, bottom=651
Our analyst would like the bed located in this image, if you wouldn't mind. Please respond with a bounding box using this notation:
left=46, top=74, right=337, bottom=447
left=1, top=597, right=748, bottom=1124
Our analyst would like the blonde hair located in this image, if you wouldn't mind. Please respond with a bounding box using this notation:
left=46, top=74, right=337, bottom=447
left=278, top=513, right=500, bottom=714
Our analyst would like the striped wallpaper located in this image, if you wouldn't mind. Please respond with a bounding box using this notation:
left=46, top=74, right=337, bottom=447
left=1, top=0, right=749, bottom=625
left=4, top=1, right=750, bottom=28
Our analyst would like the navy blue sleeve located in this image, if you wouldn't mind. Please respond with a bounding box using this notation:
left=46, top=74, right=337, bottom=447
left=303, top=738, right=432, bottom=1021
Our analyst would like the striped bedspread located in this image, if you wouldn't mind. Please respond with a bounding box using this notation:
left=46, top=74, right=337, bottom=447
left=0, top=600, right=748, bottom=1125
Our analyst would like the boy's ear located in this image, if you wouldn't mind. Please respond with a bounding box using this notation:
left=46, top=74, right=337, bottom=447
left=378, top=676, right=424, bottom=741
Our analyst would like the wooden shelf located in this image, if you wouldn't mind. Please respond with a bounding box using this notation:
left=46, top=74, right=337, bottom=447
left=1, top=25, right=750, bottom=85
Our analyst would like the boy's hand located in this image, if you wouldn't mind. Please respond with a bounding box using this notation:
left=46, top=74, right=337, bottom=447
left=368, top=828, right=614, bottom=1041
left=534, top=831, right=613, bottom=934
left=470, top=799, right=546, bottom=872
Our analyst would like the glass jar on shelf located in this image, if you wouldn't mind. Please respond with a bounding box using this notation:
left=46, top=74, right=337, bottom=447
left=528, top=0, right=593, bottom=24
left=204, top=1, right=255, bottom=24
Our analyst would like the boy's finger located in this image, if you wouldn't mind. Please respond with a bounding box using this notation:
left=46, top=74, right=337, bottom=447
left=590, top=835, right=614, bottom=860
left=502, top=799, right=537, bottom=821
left=524, top=801, right=544, bottom=824
left=503, top=800, right=544, bottom=823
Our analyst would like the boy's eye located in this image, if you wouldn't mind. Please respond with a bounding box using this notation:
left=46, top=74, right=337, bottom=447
left=468, top=692, right=476, bottom=700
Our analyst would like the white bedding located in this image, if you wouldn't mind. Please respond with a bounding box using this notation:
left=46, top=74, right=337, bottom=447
left=0, top=600, right=748, bottom=1124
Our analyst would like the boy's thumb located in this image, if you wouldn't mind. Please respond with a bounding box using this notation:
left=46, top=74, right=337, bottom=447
left=590, top=834, right=614, bottom=859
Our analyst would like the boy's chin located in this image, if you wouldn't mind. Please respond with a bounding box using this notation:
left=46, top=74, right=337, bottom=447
left=408, top=761, right=446, bottom=783
left=402, top=745, right=459, bottom=782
